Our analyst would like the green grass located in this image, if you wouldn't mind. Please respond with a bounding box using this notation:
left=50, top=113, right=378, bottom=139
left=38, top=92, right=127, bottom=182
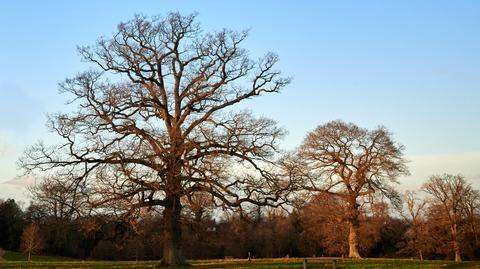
left=3, top=250, right=75, bottom=262
left=194, top=259, right=480, bottom=269
left=0, top=256, right=479, bottom=269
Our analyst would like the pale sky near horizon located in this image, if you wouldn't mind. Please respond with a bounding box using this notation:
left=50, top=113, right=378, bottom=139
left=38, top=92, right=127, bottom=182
left=1, top=1, right=479, bottom=204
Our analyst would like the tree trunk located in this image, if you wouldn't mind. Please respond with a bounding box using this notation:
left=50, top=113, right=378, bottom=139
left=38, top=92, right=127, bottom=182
left=454, top=240, right=462, bottom=262
left=28, top=251, right=31, bottom=261
left=452, top=224, right=462, bottom=262
left=162, top=194, right=186, bottom=266
left=348, top=219, right=361, bottom=258
left=419, top=249, right=423, bottom=261
left=347, top=199, right=361, bottom=258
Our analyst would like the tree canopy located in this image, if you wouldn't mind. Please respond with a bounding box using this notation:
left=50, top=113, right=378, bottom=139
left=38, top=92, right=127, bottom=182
left=292, top=120, right=409, bottom=257
left=20, top=12, right=290, bottom=265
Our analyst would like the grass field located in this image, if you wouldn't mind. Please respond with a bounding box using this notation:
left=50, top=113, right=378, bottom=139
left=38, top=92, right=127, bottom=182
left=3, top=250, right=76, bottom=262
left=1, top=254, right=480, bottom=269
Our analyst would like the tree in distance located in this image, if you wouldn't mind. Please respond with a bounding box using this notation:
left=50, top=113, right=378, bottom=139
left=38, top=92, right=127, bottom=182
left=398, top=190, right=428, bottom=260
left=20, top=223, right=44, bottom=261
left=20, top=12, right=291, bottom=266
left=289, top=120, right=409, bottom=258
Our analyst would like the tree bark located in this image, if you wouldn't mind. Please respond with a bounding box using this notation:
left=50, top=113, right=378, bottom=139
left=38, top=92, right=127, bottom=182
left=347, top=199, right=361, bottom=258
left=348, top=219, right=361, bottom=258
left=162, top=194, right=186, bottom=266
left=454, top=240, right=462, bottom=262
left=452, top=224, right=462, bottom=262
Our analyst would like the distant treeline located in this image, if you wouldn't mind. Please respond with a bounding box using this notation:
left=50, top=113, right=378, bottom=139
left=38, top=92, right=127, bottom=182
left=1, top=186, right=479, bottom=261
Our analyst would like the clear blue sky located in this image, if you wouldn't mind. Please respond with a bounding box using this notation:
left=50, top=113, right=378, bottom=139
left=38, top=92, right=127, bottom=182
left=1, top=1, right=479, bottom=203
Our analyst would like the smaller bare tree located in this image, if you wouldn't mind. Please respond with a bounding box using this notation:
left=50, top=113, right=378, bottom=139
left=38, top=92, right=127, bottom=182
left=28, top=176, right=90, bottom=220
left=20, top=223, right=43, bottom=261
left=462, top=189, right=480, bottom=246
left=398, top=190, right=427, bottom=260
left=294, top=120, right=409, bottom=258
left=422, top=174, right=472, bottom=262
left=183, top=192, right=214, bottom=223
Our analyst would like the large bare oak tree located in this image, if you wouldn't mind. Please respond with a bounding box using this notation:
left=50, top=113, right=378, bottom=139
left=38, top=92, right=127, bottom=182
left=294, top=120, right=408, bottom=258
left=20, top=12, right=290, bottom=266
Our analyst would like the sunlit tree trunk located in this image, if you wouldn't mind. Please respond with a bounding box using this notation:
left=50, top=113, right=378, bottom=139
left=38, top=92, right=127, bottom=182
left=348, top=220, right=361, bottom=258
left=452, top=224, right=462, bottom=262
left=347, top=202, right=361, bottom=258
left=162, top=194, right=185, bottom=266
